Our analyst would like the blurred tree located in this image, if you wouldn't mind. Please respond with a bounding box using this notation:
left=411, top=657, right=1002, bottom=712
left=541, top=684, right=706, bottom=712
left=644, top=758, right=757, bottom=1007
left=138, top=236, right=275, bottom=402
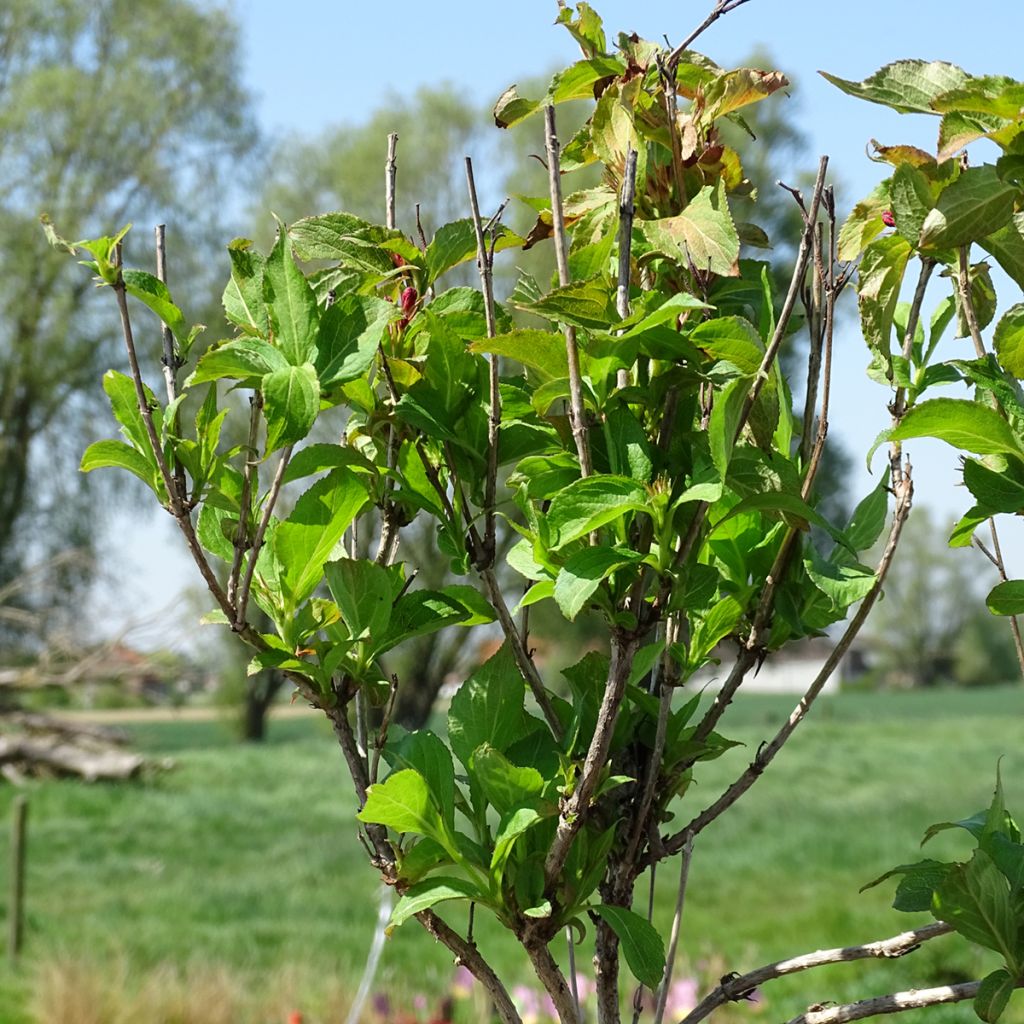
left=865, top=506, right=999, bottom=687
left=0, top=0, right=257, bottom=638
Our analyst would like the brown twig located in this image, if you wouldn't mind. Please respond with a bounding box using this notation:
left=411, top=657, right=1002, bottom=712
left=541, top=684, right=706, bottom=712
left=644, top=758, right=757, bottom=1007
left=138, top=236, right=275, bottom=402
left=385, top=132, right=398, bottom=231
left=737, top=159, right=829, bottom=442
left=680, top=923, right=952, bottom=1024
left=657, top=466, right=913, bottom=861
left=544, top=635, right=639, bottom=891
left=800, top=224, right=825, bottom=466
left=154, top=224, right=180, bottom=405
left=666, top=1, right=754, bottom=72
left=466, top=156, right=501, bottom=566
left=784, top=976, right=1018, bottom=1024
left=234, top=444, right=293, bottom=629
left=525, top=941, right=579, bottom=1024
left=616, top=148, right=639, bottom=390
left=111, top=249, right=236, bottom=624
left=544, top=104, right=591, bottom=477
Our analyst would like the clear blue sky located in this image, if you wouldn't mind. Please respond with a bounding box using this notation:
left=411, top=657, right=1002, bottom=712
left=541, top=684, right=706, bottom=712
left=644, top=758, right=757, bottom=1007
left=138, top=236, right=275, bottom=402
left=108, top=0, right=1024, bottom=633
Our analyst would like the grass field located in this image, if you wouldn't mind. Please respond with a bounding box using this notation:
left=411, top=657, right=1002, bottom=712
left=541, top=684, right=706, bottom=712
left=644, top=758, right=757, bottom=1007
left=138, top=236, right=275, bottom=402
left=0, top=687, right=1021, bottom=1024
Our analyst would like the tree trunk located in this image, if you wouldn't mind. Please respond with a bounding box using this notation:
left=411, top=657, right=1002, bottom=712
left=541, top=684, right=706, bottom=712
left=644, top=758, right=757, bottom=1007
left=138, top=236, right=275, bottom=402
left=242, top=669, right=284, bottom=742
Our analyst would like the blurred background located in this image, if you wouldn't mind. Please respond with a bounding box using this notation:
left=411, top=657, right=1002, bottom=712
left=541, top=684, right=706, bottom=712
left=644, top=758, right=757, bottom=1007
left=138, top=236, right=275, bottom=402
left=0, top=1, right=1022, bottom=1022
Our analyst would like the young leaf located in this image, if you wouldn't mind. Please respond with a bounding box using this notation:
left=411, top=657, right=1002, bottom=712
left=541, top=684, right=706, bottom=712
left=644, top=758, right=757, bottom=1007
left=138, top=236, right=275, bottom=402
left=122, top=269, right=188, bottom=345
left=263, top=363, right=320, bottom=452
left=223, top=240, right=269, bottom=336
left=390, top=877, right=482, bottom=930
left=491, top=806, right=543, bottom=877
left=80, top=439, right=157, bottom=490
left=470, top=330, right=569, bottom=381
left=389, top=731, right=457, bottom=830
left=858, top=235, right=913, bottom=371
left=324, top=558, right=395, bottom=643
left=553, top=546, right=643, bottom=620
left=642, top=181, right=740, bottom=278
left=591, top=905, right=666, bottom=989
left=471, top=743, right=544, bottom=816
left=187, top=339, right=289, bottom=386
left=987, top=580, right=1024, bottom=617
left=447, top=646, right=527, bottom=769
left=975, top=968, right=1016, bottom=1024
left=994, top=304, right=1024, bottom=379
left=274, top=468, right=368, bottom=606
left=546, top=475, right=648, bottom=550
left=318, top=296, right=398, bottom=387
left=358, top=768, right=444, bottom=838
left=425, top=218, right=523, bottom=284
left=264, top=229, right=320, bottom=365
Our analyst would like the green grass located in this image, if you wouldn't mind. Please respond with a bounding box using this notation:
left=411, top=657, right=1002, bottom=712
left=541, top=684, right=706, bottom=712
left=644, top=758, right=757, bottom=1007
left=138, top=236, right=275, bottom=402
left=0, top=687, right=1021, bottom=1023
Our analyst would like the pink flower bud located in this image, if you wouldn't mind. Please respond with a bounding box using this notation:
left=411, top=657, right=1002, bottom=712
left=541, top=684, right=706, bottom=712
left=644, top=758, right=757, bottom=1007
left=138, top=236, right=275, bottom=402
left=881, top=210, right=896, bottom=227
left=400, top=287, right=418, bottom=317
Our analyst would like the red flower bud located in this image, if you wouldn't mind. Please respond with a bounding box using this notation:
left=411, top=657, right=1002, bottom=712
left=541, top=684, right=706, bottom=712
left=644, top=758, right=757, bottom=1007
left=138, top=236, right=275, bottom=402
left=400, top=287, right=418, bottom=318
left=881, top=210, right=896, bottom=227
left=390, top=252, right=407, bottom=268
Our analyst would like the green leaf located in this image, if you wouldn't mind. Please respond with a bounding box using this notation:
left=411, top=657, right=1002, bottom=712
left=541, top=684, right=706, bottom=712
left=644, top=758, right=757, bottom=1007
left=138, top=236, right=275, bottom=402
left=390, top=877, right=482, bottom=930
left=390, top=731, right=457, bottom=830
left=995, top=305, right=1024, bottom=378
left=920, top=167, right=1017, bottom=250
left=274, top=468, right=368, bottom=606
left=709, top=377, right=749, bottom=477
left=264, top=229, right=320, bottom=365
left=103, top=370, right=156, bottom=455
left=554, top=546, right=644, bottom=621
left=223, top=240, right=269, bottom=336
left=890, top=163, right=933, bottom=245
left=471, top=743, right=544, bottom=816
left=80, top=439, right=156, bottom=490
left=844, top=476, right=890, bottom=552
left=382, top=588, right=493, bottom=649
left=987, top=581, right=1024, bottom=617
left=838, top=181, right=890, bottom=262
left=890, top=399, right=1023, bottom=456
left=358, top=768, right=443, bottom=838
left=711, top=490, right=837, bottom=538
left=324, top=558, right=395, bottom=643
left=690, top=316, right=763, bottom=374
left=288, top=211, right=393, bottom=269
left=591, top=905, right=666, bottom=989
left=805, top=548, right=877, bottom=608
left=424, top=218, right=523, bottom=284
left=447, top=646, right=526, bottom=769
left=934, top=850, right=1019, bottom=968
left=642, top=181, right=740, bottom=278
left=493, top=56, right=623, bottom=128
left=963, top=458, right=1024, bottom=513
left=263, top=363, right=320, bottom=452
left=122, top=270, right=188, bottom=345
left=491, top=806, right=543, bottom=877
left=546, top=475, right=648, bottom=550
left=858, top=235, right=913, bottom=371
left=520, top=277, right=619, bottom=332
left=860, top=859, right=952, bottom=913
left=281, top=443, right=375, bottom=485
left=188, top=339, right=289, bottom=385
left=975, top=968, right=1016, bottom=1024
left=982, top=214, right=1024, bottom=292
left=820, top=60, right=969, bottom=114
left=470, top=330, right=569, bottom=381
left=318, top=296, right=398, bottom=386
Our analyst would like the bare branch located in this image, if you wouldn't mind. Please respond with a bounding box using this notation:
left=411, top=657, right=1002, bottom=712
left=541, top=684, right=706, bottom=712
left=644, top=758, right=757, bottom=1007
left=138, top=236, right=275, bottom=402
left=228, top=393, right=262, bottom=606
left=235, top=444, right=293, bottom=629
left=526, top=941, right=580, bottom=1024
left=658, top=467, right=913, bottom=860
left=784, top=976, right=1016, bottom=1024
left=466, top=156, right=501, bottom=565
left=545, top=635, right=639, bottom=891
left=544, top=104, right=591, bottom=477
left=616, top=148, right=639, bottom=321
left=737, top=158, right=829, bottom=441
left=385, top=132, right=398, bottom=231
left=666, top=1, right=754, bottom=72
left=154, top=224, right=180, bottom=405
left=680, top=923, right=952, bottom=1024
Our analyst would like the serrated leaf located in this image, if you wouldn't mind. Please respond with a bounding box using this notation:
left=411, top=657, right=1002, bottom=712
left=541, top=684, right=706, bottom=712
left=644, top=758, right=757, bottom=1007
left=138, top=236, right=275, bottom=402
left=690, top=316, right=763, bottom=374
left=188, top=339, right=289, bottom=386
left=553, top=546, right=644, bottom=620
left=424, top=218, right=523, bottom=284
left=274, top=468, right=368, bottom=606
left=491, top=806, right=543, bottom=878
left=858, top=235, right=913, bottom=372
left=519, top=277, right=618, bottom=331
left=264, top=230, right=320, bottom=365
left=592, top=905, right=666, bottom=989
left=390, top=877, right=481, bottom=930
left=963, top=458, right=1024, bottom=513
left=324, top=558, right=395, bottom=643
left=546, top=475, right=648, bottom=550
left=995, top=305, right=1024, bottom=378
left=223, top=241, right=269, bottom=336
left=122, top=270, right=188, bottom=345
left=982, top=214, right=1024, bottom=293
left=317, top=295, right=398, bottom=387
left=642, top=181, right=740, bottom=278
left=920, top=167, right=1017, bottom=250
left=471, top=744, right=544, bottom=816
left=890, top=398, right=1023, bottom=456
left=358, top=768, right=444, bottom=838
left=470, top=330, right=569, bottom=381
left=390, top=731, right=457, bottom=830
left=838, top=181, right=891, bottom=262
left=263, top=363, right=320, bottom=452
left=821, top=60, right=969, bottom=115
left=80, top=439, right=156, bottom=490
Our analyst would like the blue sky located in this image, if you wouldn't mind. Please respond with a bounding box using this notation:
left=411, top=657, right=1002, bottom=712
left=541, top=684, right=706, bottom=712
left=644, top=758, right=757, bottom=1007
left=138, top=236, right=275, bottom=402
left=107, top=0, right=1024, bottom=633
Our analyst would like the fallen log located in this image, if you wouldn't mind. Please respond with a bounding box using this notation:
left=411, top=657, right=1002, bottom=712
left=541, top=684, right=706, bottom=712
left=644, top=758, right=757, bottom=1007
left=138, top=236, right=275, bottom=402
left=0, top=734, right=145, bottom=781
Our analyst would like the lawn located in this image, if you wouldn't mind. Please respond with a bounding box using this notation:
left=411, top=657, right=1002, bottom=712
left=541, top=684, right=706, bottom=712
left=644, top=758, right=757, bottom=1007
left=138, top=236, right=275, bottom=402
left=0, top=688, right=1020, bottom=1024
